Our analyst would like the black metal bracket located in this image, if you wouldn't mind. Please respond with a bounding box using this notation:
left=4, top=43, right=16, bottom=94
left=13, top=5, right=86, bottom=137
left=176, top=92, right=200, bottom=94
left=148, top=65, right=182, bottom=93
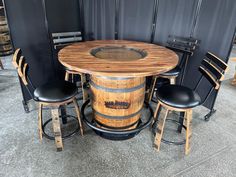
left=204, top=108, right=216, bottom=121
left=22, top=100, right=29, bottom=113
left=81, top=99, right=153, bottom=140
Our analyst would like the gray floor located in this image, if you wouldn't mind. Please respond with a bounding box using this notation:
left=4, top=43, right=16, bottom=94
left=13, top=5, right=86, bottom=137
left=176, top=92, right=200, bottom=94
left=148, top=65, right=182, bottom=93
left=0, top=49, right=236, bottom=177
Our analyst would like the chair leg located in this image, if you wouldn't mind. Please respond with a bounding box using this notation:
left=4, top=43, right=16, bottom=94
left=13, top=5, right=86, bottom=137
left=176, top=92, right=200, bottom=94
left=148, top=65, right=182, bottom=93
left=0, top=58, right=4, bottom=70
left=51, top=108, right=63, bottom=151
left=177, top=112, right=185, bottom=133
left=80, top=73, right=88, bottom=103
left=65, top=71, right=69, bottom=81
left=185, top=109, right=192, bottom=155
left=38, top=103, right=43, bottom=141
left=153, top=102, right=161, bottom=124
left=73, top=98, right=84, bottom=136
left=154, top=108, right=169, bottom=151
left=231, top=72, right=236, bottom=85
left=147, top=76, right=157, bottom=103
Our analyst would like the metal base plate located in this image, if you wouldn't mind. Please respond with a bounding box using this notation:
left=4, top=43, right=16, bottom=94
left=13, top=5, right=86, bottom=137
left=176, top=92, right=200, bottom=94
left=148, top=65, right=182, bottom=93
left=81, top=100, right=153, bottom=141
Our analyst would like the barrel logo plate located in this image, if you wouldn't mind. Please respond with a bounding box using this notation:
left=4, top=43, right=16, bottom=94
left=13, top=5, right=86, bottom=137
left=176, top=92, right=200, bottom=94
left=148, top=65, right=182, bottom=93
left=105, top=100, right=130, bottom=109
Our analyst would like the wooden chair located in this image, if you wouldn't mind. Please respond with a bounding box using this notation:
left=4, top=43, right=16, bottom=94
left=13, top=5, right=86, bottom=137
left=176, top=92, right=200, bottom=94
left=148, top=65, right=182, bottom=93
left=13, top=49, right=83, bottom=151
left=153, top=52, right=228, bottom=155
left=52, top=31, right=88, bottom=103
left=147, top=36, right=199, bottom=103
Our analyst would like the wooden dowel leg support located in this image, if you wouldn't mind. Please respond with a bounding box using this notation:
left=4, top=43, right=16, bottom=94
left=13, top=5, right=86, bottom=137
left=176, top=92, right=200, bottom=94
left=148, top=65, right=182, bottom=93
left=73, top=98, right=84, bottom=136
left=154, top=108, right=169, bottom=151
left=80, top=73, right=88, bottom=103
left=51, top=108, right=63, bottom=151
left=185, top=109, right=192, bottom=155
left=153, top=102, right=161, bottom=124
left=147, top=76, right=157, bottom=103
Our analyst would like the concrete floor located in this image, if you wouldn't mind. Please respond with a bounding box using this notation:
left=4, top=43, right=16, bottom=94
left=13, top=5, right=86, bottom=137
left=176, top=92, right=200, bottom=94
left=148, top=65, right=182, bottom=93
left=0, top=48, right=236, bottom=177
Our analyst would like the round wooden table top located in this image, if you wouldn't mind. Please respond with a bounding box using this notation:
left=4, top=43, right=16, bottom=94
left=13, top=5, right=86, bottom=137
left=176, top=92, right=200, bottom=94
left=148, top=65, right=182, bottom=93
left=58, top=40, right=179, bottom=77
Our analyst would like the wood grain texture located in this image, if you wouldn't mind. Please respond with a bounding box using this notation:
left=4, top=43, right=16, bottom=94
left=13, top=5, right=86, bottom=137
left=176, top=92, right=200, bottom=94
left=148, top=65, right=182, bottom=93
left=58, top=40, right=179, bottom=77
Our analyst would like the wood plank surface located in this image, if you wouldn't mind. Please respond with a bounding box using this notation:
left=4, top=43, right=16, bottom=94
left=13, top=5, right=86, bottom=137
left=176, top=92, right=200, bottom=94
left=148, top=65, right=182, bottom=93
left=58, top=40, right=179, bottom=77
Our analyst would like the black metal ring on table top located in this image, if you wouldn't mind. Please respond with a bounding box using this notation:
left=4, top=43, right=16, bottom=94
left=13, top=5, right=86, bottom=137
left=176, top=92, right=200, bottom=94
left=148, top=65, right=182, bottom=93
left=81, top=99, right=153, bottom=140
left=152, top=118, right=187, bottom=145
left=42, top=115, right=80, bottom=140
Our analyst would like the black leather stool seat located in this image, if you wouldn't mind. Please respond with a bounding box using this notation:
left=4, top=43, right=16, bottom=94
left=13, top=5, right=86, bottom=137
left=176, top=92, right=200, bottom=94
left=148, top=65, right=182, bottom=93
left=34, top=81, right=77, bottom=103
left=159, top=66, right=180, bottom=77
left=156, top=85, right=201, bottom=109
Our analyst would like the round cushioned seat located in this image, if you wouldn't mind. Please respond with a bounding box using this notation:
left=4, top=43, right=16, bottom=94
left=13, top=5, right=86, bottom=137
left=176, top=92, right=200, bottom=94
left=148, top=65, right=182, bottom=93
left=34, top=81, right=77, bottom=103
left=156, top=85, right=201, bottom=109
left=159, top=66, right=180, bottom=77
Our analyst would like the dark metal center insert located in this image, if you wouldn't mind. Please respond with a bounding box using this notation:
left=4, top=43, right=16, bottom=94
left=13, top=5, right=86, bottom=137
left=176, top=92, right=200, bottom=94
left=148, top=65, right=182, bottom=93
left=90, top=46, right=147, bottom=61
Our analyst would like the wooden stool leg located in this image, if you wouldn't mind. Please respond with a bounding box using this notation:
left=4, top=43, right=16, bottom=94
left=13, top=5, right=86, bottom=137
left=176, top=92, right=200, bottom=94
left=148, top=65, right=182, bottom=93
left=65, top=71, right=69, bottom=81
left=38, top=103, right=43, bottom=141
left=170, top=77, right=176, bottom=84
left=147, top=76, right=157, bottom=103
left=73, top=98, right=84, bottom=136
left=80, top=73, right=88, bottom=103
left=185, top=109, right=192, bottom=155
left=153, top=102, right=161, bottom=124
left=154, top=108, right=169, bottom=151
left=231, top=72, right=236, bottom=85
left=51, top=108, right=63, bottom=151
left=0, top=58, right=4, bottom=70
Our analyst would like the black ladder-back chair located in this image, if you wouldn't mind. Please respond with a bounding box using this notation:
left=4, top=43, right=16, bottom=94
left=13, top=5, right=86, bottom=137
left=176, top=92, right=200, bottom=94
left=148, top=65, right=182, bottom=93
left=52, top=31, right=88, bottom=103
left=152, top=52, right=228, bottom=155
left=13, top=49, right=84, bottom=151
left=147, top=35, right=199, bottom=103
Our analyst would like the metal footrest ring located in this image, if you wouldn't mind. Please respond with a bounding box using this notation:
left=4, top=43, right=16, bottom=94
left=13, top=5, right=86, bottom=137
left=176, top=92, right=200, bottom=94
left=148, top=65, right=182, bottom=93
left=42, top=114, right=80, bottom=140
left=153, top=118, right=186, bottom=145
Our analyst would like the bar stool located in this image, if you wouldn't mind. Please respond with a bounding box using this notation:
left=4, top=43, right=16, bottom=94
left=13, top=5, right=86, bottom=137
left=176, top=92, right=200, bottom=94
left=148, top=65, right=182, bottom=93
left=52, top=31, right=89, bottom=103
left=147, top=36, right=199, bottom=103
left=65, top=69, right=88, bottom=103
left=13, top=49, right=83, bottom=151
left=152, top=52, right=228, bottom=155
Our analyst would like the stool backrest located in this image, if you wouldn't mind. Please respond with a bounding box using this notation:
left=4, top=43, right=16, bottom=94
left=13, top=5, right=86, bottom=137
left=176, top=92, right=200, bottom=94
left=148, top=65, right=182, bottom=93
left=166, top=35, right=199, bottom=56
left=17, top=55, right=28, bottom=86
left=52, top=31, right=83, bottom=50
left=198, top=52, right=228, bottom=90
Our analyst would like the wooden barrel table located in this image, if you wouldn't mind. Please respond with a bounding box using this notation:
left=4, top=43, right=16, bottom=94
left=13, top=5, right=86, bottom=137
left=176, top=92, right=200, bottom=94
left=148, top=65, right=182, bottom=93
left=59, top=40, right=178, bottom=139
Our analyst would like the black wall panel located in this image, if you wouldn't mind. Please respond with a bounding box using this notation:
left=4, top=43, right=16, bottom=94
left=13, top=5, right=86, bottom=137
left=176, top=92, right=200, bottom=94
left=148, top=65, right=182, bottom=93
left=118, top=0, right=155, bottom=42
left=45, top=0, right=81, bottom=33
left=185, top=0, right=236, bottom=109
left=83, top=0, right=116, bottom=40
left=4, top=0, right=57, bottom=101
left=4, top=0, right=236, bottom=111
left=153, top=0, right=199, bottom=45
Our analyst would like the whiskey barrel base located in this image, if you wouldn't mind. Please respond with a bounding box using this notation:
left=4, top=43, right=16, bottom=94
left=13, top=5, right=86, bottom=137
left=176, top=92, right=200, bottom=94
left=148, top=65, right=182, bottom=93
left=82, top=100, right=153, bottom=140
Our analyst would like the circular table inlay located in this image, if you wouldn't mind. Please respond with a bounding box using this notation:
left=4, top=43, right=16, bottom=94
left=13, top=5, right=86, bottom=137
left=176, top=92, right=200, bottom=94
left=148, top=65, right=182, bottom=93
left=90, top=46, right=147, bottom=61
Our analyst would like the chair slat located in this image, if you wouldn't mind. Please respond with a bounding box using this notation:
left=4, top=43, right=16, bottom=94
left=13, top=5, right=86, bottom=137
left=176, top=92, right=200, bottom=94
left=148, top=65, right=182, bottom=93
left=168, top=35, right=198, bottom=44
left=52, top=31, right=81, bottom=38
left=206, top=52, right=228, bottom=71
left=199, top=66, right=219, bottom=89
left=53, top=36, right=82, bottom=44
left=201, top=59, right=223, bottom=81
